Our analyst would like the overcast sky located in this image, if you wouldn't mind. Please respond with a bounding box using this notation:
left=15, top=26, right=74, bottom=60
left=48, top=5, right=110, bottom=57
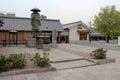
left=0, top=0, right=120, bottom=24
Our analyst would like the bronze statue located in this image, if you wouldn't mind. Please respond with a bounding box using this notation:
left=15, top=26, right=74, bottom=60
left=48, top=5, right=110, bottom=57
left=31, top=8, right=41, bottom=37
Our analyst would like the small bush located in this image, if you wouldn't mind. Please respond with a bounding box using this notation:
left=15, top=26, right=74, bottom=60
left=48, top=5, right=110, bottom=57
left=0, top=54, right=26, bottom=72
left=31, top=53, right=50, bottom=67
left=0, top=55, right=11, bottom=72
left=9, top=54, right=26, bottom=69
left=90, top=48, right=107, bottom=59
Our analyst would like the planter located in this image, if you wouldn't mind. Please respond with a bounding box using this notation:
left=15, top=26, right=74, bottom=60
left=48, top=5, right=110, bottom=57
left=86, top=57, right=115, bottom=65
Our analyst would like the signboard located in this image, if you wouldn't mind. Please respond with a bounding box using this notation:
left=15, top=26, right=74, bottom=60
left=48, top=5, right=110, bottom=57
left=118, top=36, right=120, bottom=46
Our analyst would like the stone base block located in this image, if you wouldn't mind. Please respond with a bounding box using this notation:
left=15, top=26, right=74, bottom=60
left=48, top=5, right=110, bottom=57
left=51, top=43, right=58, bottom=48
left=43, top=44, right=51, bottom=51
left=26, top=37, right=36, bottom=48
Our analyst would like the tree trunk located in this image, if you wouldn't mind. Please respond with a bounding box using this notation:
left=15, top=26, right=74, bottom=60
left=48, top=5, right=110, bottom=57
left=106, top=34, right=109, bottom=43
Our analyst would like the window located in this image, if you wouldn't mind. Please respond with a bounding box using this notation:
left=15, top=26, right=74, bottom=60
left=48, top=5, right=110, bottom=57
left=77, top=24, right=82, bottom=29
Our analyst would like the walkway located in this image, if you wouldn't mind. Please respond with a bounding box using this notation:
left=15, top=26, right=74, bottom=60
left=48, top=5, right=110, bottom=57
left=71, top=40, right=120, bottom=51
left=0, top=43, right=120, bottom=80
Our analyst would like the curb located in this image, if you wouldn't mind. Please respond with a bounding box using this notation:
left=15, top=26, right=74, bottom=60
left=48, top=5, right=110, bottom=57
left=51, top=58, right=85, bottom=63
left=85, top=57, right=115, bottom=65
left=0, top=67, right=56, bottom=76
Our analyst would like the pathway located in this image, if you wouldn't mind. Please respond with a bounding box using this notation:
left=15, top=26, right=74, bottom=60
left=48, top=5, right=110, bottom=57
left=0, top=43, right=120, bottom=80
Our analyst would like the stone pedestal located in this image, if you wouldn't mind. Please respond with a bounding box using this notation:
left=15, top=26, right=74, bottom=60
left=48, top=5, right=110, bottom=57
left=36, top=36, right=44, bottom=49
left=26, top=37, right=36, bottom=48
left=43, top=44, right=51, bottom=51
left=26, top=36, right=51, bottom=49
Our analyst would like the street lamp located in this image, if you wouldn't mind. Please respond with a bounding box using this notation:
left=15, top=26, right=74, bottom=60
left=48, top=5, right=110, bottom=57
left=89, top=31, right=91, bottom=44
left=89, top=21, right=92, bottom=44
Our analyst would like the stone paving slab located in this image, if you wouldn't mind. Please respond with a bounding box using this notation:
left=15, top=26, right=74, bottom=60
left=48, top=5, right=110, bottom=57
left=0, top=76, right=12, bottom=80
left=0, top=45, right=83, bottom=62
left=49, top=48, right=83, bottom=62
left=58, top=44, right=95, bottom=54
left=0, top=45, right=84, bottom=76
left=58, top=44, right=95, bottom=58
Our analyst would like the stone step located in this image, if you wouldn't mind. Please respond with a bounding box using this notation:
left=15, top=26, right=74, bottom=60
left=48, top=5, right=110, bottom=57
left=0, top=67, right=56, bottom=76
left=51, top=59, right=97, bottom=70
left=51, top=58, right=85, bottom=63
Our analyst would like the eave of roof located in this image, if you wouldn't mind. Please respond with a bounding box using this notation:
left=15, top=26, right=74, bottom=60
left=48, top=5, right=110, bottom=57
left=62, top=21, right=82, bottom=29
left=62, top=21, right=82, bottom=26
left=62, top=20, right=90, bottom=31
left=91, top=33, right=102, bottom=37
left=0, top=16, right=60, bottom=22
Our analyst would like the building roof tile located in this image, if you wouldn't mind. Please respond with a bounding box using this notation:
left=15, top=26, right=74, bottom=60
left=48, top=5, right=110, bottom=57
left=0, top=16, right=63, bottom=32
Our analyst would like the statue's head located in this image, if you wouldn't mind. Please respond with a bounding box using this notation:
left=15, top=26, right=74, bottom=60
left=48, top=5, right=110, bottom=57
left=31, top=8, right=41, bottom=13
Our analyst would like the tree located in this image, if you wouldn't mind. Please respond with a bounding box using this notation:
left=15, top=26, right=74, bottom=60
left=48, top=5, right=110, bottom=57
left=94, top=5, right=120, bottom=43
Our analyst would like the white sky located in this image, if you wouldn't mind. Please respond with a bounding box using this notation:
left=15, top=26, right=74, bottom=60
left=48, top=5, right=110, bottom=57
left=0, top=0, right=120, bottom=24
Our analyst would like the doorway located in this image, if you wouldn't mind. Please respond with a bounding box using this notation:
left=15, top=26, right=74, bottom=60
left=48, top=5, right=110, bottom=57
left=79, top=33, right=87, bottom=40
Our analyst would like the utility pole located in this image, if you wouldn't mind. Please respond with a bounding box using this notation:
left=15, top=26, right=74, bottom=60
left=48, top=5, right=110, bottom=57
left=89, top=20, right=91, bottom=44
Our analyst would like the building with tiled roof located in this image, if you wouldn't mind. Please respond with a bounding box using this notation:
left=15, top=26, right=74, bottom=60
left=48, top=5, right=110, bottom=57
left=62, top=21, right=90, bottom=42
left=61, top=21, right=105, bottom=43
left=0, top=16, right=63, bottom=44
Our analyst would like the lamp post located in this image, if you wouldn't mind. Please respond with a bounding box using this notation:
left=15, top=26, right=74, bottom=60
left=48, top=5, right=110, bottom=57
left=89, top=21, right=92, bottom=44
left=110, top=30, right=112, bottom=40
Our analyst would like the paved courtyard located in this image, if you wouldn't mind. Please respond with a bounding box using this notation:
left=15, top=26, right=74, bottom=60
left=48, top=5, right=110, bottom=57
left=71, top=40, right=120, bottom=51
left=0, top=42, right=120, bottom=80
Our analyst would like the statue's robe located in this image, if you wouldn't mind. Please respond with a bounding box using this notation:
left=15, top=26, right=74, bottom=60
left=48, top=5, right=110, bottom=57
left=31, top=12, right=41, bottom=31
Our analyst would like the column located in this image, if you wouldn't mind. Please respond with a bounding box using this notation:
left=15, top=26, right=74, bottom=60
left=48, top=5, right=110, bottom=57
left=51, top=29, right=58, bottom=48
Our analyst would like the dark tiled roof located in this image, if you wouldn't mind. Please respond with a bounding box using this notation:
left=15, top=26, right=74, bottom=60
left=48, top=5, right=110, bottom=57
left=90, top=28, right=102, bottom=37
left=0, top=16, right=63, bottom=32
left=91, top=33, right=102, bottom=37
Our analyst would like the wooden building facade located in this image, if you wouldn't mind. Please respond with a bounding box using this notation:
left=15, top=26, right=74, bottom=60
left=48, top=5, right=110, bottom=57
left=0, top=16, right=63, bottom=45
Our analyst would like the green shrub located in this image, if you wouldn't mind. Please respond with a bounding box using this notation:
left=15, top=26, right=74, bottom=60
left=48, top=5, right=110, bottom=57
left=90, top=48, right=107, bottom=59
left=0, top=55, right=11, bottom=72
left=9, top=54, right=26, bottom=69
left=31, top=53, right=50, bottom=67
left=0, top=53, right=26, bottom=72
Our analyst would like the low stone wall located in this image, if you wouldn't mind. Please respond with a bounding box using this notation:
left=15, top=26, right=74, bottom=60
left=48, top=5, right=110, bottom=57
left=0, top=67, right=56, bottom=76
left=86, top=58, right=115, bottom=65
left=58, top=44, right=115, bottom=65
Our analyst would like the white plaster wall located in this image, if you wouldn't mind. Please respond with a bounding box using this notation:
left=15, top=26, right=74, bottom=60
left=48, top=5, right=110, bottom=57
left=69, top=26, right=79, bottom=41
left=87, top=34, right=89, bottom=40
left=118, top=36, right=120, bottom=46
